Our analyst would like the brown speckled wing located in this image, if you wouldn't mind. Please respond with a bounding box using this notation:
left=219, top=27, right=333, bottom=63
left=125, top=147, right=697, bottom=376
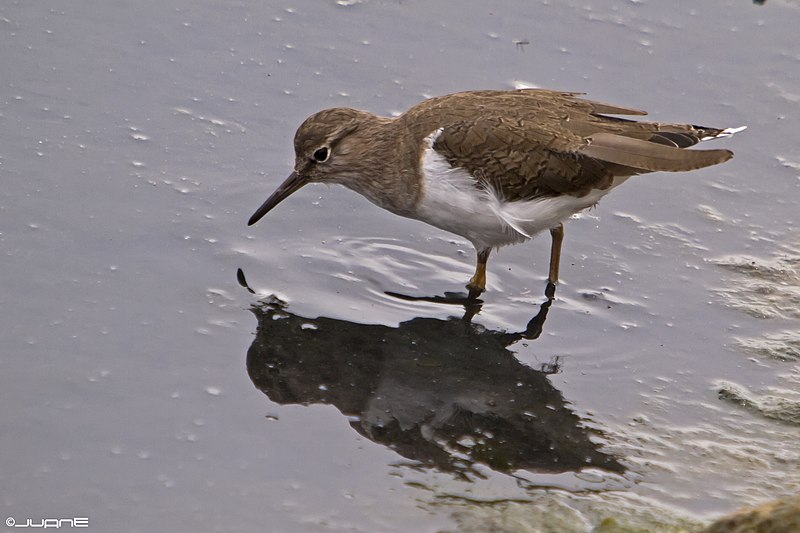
left=423, top=90, right=733, bottom=201
left=432, top=115, right=614, bottom=200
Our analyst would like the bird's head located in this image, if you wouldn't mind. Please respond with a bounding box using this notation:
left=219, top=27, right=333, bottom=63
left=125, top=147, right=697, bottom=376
left=248, top=108, right=389, bottom=226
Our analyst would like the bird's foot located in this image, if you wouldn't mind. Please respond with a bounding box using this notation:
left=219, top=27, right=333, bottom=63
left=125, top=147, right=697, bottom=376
left=466, top=256, right=488, bottom=301
left=465, top=284, right=485, bottom=301
left=545, top=280, right=557, bottom=300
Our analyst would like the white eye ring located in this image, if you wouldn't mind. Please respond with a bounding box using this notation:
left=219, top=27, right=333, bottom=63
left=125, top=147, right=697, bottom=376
left=312, top=146, right=329, bottom=162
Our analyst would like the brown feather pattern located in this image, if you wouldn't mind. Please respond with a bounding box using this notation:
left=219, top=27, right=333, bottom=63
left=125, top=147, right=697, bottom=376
left=397, top=89, right=733, bottom=201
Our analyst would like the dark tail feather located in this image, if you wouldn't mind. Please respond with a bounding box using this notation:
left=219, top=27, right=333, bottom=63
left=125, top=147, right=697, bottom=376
left=579, top=132, right=733, bottom=172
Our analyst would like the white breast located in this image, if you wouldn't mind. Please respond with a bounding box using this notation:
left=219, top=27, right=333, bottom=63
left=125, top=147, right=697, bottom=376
left=413, top=130, right=626, bottom=250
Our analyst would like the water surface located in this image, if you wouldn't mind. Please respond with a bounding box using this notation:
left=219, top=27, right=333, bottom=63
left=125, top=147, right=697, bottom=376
left=2, top=0, right=799, bottom=531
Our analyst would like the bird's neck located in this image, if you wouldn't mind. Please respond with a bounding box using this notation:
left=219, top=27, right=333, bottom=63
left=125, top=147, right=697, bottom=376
left=335, top=118, right=427, bottom=217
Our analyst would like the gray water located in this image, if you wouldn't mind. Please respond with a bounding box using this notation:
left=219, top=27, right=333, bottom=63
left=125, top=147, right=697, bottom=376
left=2, top=1, right=799, bottom=531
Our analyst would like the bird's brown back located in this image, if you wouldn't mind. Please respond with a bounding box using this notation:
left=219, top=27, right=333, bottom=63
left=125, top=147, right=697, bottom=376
left=399, top=89, right=732, bottom=201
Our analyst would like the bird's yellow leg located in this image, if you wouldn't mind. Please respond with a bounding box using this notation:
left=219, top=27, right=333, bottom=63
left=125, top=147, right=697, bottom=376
left=466, top=248, right=491, bottom=299
left=548, top=223, right=564, bottom=286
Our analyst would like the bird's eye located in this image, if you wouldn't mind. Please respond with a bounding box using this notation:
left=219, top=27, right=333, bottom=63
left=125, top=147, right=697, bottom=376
left=312, top=147, right=329, bottom=162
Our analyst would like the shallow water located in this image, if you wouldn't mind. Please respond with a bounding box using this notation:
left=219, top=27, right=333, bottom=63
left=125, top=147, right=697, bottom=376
left=2, top=0, right=799, bottom=531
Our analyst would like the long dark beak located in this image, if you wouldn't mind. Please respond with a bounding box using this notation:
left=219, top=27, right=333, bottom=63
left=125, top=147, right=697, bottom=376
left=247, top=171, right=308, bottom=226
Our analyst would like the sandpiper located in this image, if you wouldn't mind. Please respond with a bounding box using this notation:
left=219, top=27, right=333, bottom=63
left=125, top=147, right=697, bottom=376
left=248, top=89, right=743, bottom=299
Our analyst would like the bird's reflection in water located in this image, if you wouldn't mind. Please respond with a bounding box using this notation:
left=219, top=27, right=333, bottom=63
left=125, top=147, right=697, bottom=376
left=245, top=286, right=623, bottom=481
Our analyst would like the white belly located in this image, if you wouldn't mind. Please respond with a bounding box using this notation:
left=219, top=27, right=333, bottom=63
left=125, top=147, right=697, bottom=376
left=414, top=137, right=628, bottom=250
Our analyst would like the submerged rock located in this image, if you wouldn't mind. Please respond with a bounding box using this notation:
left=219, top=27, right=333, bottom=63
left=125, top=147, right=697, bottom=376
left=702, top=495, right=800, bottom=533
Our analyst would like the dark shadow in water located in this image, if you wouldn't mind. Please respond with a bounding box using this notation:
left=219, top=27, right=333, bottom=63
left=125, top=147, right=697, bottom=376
left=384, top=279, right=557, bottom=323
left=240, top=269, right=623, bottom=480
